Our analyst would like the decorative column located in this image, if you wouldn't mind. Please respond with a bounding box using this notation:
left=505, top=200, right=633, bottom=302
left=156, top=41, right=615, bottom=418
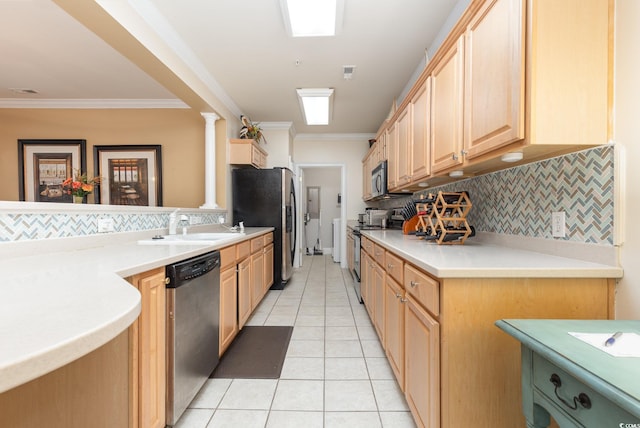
left=200, top=112, right=220, bottom=209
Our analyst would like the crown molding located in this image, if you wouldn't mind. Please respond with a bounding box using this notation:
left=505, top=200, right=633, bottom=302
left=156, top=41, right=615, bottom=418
left=294, top=133, right=375, bottom=142
left=0, top=98, right=189, bottom=109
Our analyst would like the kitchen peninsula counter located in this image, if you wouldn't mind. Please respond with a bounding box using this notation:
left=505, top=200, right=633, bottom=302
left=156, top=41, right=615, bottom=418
left=0, top=227, right=273, bottom=394
left=360, top=228, right=623, bottom=279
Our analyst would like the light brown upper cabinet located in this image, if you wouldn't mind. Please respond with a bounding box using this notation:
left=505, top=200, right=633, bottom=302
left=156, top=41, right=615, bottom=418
left=387, top=122, right=398, bottom=190
left=395, top=106, right=412, bottom=188
left=410, top=79, right=431, bottom=183
left=430, top=36, right=465, bottom=175
left=364, top=0, right=612, bottom=199
left=463, top=0, right=524, bottom=159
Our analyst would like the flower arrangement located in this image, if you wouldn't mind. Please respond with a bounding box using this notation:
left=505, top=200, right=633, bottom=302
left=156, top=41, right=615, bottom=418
left=62, top=170, right=101, bottom=199
left=239, top=115, right=267, bottom=144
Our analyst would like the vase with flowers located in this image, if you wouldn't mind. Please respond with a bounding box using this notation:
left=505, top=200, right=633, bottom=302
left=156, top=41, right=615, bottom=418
left=62, top=170, right=101, bottom=204
left=239, top=115, right=267, bottom=144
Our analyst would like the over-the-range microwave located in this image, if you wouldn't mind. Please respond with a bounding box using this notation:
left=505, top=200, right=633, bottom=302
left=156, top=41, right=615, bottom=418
left=371, top=160, right=388, bottom=199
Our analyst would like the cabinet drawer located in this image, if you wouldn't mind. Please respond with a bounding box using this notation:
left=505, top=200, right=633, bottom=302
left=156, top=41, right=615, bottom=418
left=404, top=264, right=439, bottom=317
left=373, top=244, right=385, bottom=267
left=385, top=251, right=403, bottom=284
left=220, top=245, right=236, bottom=270
left=532, top=353, right=637, bottom=427
left=263, top=232, right=273, bottom=245
left=251, top=237, right=263, bottom=253
left=237, top=240, right=250, bottom=260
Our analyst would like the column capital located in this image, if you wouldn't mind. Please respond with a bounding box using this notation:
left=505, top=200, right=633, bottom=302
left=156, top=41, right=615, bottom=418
left=201, top=112, right=220, bottom=123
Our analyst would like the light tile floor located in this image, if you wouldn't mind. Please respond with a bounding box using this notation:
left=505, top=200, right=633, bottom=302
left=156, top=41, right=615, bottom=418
left=175, top=254, right=417, bottom=428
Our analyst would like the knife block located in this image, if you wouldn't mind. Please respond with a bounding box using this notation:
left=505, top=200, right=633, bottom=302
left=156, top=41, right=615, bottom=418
left=402, top=215, right=420, bottom=234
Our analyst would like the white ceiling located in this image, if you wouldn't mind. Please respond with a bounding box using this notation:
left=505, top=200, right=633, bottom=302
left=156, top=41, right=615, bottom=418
left=0, top=0, right=464, bottom=135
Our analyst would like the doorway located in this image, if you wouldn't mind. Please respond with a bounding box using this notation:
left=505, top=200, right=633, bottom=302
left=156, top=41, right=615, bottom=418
left=294, top=164, right=346, bottom=268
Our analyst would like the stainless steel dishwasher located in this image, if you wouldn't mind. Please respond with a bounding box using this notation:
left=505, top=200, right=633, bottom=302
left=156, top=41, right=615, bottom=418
left=165, top=251, right=220, bottom=427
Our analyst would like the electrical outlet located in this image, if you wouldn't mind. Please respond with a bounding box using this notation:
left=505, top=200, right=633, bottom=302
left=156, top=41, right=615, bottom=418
left=97, top=218, right=115, bottom=233
left=551, top=212, right=565, bottom=237
left=189, top=216, right=203, bottom=225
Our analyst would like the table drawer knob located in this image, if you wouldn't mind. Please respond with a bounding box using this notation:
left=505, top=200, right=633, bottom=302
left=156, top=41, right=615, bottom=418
left=550, top=373, right=592, bottom=410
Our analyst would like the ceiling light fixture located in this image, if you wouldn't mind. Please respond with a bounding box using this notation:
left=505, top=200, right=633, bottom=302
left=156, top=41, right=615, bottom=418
left=501, top=152, right=524, bottom=163
left=280, top=0, right=344, bottom=37
left=296, top=88, right=334, bottom=125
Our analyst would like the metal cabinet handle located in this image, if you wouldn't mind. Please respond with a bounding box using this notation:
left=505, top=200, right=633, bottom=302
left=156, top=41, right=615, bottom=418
left=549, top=373, right=592, bottom=410
left=387, top=263, right=394, bottom=269
left=461, top=149, right=468, bottom=157
left=410, top=280, right=419, bottom=288
left=395, top=293, right=402, bottom=298
left=452, top=153, right=458, bottom=161
left=400, top=297, right=408, bottom=303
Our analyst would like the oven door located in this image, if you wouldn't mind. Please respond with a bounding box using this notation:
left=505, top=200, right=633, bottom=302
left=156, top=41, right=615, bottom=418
left=352, top=230, right=363, bottom=303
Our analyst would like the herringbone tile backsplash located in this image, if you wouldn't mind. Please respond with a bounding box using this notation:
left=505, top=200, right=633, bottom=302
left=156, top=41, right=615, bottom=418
left=0, top=146, right=614, bottom=244
left=412, top=146, right=614, bottom=244
left=0, top=211, right=224, bottom=242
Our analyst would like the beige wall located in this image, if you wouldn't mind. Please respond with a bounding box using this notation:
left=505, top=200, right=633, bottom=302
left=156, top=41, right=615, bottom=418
left=0, top=108, right=229, bottom=208
left=614, top=0, right=640, bottom=319
left=293, top=137, right=369, bottom=221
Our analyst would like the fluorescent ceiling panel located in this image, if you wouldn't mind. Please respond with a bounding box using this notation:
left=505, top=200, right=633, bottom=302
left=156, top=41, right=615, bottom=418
left=281, top=0, right=343, bottom=37
left=297, top=88, right=334, bottom=125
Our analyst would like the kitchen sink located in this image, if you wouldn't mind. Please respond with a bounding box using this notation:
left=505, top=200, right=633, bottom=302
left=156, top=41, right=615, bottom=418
left=138, top=232, right=245, bottom=245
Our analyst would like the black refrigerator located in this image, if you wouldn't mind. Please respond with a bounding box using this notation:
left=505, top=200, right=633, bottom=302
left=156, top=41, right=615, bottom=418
left=232, top=167, right=296, bottom=289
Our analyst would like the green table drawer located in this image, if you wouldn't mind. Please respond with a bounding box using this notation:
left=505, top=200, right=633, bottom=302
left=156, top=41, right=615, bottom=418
left=533, top=353, right=637, bottom=427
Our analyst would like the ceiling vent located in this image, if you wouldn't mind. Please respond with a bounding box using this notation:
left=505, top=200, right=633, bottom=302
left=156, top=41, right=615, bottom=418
left=343, top=65, right=356, bottom=80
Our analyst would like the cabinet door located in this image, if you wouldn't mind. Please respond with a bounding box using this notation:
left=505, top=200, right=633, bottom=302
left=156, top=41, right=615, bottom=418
left=219, top=266, right=238, bottom=356
left=464, top=0, right=524, bottom=159
left=263, top=243, right=274, bottom=293
left=373, top=262, right=386, bottom=343
left=362, top=253, right=374, bottom=320
left=251, top=251, right=265, bottom=310
left=136, top=268, right=166, bottom=428
left=405, top=295, right=440, bottom=428
left=411, top=79, right=431, bottom=181
left=238, top=257, right=252, bottom=329
left=431, top=35, right=464, bottom=174
left=387, top=123, right=398, bottom=190
left=384, top=276, right=405, bottom=389
left=395, top=106, right=412, bottom=187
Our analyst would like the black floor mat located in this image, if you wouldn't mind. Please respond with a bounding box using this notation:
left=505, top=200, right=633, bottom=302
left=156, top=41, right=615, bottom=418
left=211, top=326, right=293, bottom=379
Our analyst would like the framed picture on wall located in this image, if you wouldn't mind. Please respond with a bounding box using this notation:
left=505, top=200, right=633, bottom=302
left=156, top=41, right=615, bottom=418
left=18, top=139, right=87, bottom=203
left=93, top=145, right=163, bottom=206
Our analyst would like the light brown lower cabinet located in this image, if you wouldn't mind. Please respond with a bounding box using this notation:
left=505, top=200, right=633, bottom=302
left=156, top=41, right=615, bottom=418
left=251, top=248, right=265, bottom=311
left=384, top=275, right=405, bottom=388
left=237, top=256, right=252, bottom=329
left=129, top=267, right=166, bottom=428
left=361, top=238, right=614, bottom=428
left=372, top=261, right=386, bottom=343
left=263, top=242, right=274, bottom=293
left=404, top=294, right=440, bottom=428
left=219, top=265, right=238, bottom=356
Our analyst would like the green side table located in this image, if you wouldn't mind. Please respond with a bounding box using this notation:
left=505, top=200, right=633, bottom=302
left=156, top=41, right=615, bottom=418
left=496, top=319, right=640, bottom=428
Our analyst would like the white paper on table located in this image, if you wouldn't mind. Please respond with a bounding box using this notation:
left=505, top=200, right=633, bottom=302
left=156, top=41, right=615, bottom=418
left=568, top=332, right=640, bottom=357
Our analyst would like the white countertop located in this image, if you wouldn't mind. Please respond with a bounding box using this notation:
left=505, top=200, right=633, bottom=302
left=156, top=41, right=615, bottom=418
left=360, top=229, right=623, bottom=279
left=0, top=227, right=272, bottom=393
